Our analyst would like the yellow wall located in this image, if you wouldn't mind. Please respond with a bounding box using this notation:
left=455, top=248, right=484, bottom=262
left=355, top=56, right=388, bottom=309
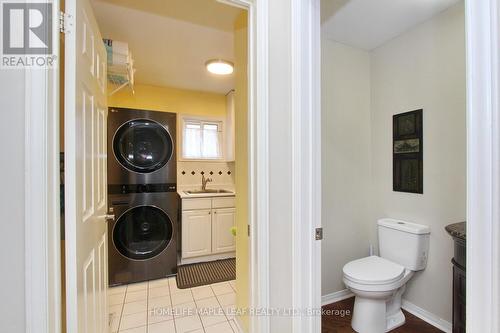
left=108, top=83, right=227, bottom=117
left=108, top=84, right=227, bottom=162
left=234, top=11, right=249, bottom=331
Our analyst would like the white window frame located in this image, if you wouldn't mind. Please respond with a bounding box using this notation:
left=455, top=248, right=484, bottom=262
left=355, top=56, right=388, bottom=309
left=179, top=115, right=226, bottom=161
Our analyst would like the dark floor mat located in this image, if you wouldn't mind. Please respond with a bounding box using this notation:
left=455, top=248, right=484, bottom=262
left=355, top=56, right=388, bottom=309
left=176, top=258, right=235, bottom=289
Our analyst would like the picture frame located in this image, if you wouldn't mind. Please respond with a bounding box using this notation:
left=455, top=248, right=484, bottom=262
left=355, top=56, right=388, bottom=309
left=393, top=109, right=423, bottom=194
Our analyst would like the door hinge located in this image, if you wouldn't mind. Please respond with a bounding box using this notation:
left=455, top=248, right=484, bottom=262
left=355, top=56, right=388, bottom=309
left=59, top=11, right=73, bottom=34
left=315, top=227, right=323, bottom=240
left=247, top=225, right=250, bottom=237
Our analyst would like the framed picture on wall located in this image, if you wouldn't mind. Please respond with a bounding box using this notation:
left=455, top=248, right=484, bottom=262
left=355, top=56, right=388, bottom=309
left=393, top=109, right=423, bottom=194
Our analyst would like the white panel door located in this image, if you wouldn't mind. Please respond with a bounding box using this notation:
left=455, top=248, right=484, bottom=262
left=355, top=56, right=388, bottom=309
left=182, top=210, right=212, bottom=258
left=64, top=0, right=108, bottom=332
left=212, top=208, right=236, bottom=253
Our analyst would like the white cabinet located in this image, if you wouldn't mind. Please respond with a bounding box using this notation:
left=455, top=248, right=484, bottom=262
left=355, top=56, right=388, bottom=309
left=212, top=208, right=236, bottom=253
left=181, top=209, right=212, bottom=258
left=181, top=197, right=235, bottom=261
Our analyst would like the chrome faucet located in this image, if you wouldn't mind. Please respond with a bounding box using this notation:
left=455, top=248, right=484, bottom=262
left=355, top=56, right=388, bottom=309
left=201, top=174, right=213, bottom=191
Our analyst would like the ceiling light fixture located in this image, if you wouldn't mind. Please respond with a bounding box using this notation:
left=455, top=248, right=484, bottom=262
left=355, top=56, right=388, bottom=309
left=205, top=59, right=234, bottom=75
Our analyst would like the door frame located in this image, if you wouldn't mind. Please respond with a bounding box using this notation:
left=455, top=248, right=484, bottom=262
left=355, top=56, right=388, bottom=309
left=24, top=0, right=276, bottom=332
left=23, top=1, right=61, bottom=332
left=219, top=1, right=272, bottom=331
left=465, top=0, right=500, bottom=331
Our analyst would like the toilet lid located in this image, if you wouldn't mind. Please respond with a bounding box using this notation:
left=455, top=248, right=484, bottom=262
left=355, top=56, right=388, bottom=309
left=343, top=256, right=405, bottom=285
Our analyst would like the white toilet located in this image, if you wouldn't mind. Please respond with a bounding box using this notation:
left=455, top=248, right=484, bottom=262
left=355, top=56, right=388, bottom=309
left=343, top=218, right=430, bottom=333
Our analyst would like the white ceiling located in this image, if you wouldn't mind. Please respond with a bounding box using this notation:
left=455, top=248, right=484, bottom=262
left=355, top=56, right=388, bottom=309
left=321, top=0, right=461, bottom=50
left=91, top=0, right=242, bottom=94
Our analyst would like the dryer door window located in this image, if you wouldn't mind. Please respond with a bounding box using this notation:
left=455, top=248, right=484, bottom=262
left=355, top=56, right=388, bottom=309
left=113, top=206, right=173, bottom=260
left=113, top=119, right=173, bottom=173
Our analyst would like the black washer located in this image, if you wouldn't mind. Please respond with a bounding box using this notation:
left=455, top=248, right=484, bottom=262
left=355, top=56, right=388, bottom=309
left=113, top=119, right=173, bottom=173
left=113, top=205, right=173, bottom=260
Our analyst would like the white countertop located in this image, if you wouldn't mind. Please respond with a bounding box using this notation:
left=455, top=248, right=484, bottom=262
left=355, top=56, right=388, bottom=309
left=177, top=185, right=236, bottom=198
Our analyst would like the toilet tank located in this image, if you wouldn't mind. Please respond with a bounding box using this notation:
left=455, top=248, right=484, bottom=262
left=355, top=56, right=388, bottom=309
left=378, top=218, right=430, bottom=271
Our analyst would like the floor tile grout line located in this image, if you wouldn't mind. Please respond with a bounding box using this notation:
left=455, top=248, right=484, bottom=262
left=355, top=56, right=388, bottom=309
left=189, top=286, right=206, bottom=332
left=168, top=277, right=179, bottom=333
left=117, top=285, right=128, bottom=332
left=194, top=284, right=232, bottom=333
left=111, top=279, right=236, bottom=333
left=211, top=285, right=235, bottom=333
left=113, top=286, right=126, bottom=333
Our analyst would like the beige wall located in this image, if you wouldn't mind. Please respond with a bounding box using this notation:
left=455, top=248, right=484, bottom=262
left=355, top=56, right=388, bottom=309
left=322, top=2, right=466, bottom=323
left=321, top=40, right=372, bottom=295
left=370, top=3, right=465, bottom=322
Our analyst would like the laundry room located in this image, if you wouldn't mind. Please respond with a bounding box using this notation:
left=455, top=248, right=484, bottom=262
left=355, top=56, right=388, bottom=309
left=59, top=1, right=249, bottom=332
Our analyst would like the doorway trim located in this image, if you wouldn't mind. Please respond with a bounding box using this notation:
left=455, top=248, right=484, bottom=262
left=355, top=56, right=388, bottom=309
left=23, top=1, right=61, bottom=333
left=465, top=0, right=500, bottom=332
left=218, top=0, right=271, bottom=332
left=290, top=0, right=322, bottom=332
left=24, top=0, right=271, bottom=332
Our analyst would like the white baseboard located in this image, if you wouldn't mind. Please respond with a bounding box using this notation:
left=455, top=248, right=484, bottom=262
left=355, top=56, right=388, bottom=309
left=321, top=289, right=354, bottom=306
left=401, top=299, right=452, bottom=333
left=321, top=291, right=451, bottom=333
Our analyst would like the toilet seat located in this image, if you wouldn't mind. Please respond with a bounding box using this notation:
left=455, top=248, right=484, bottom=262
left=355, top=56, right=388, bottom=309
left=343, top=256, right=405, bottom=285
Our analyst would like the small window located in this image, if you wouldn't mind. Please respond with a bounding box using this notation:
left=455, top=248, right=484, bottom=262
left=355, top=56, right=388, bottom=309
left=182, top=118, right=223, bottom=160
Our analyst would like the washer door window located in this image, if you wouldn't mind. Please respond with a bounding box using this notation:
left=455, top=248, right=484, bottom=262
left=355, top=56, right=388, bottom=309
left=113, top=119, right=173, bottom=173
left=113, top=206, right=173, bottom=260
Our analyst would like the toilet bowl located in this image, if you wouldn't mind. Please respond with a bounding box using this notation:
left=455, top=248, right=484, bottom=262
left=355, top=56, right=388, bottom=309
left=342, top=219, right=430, bottom=333
left=343, top=256, right=414, bottom=332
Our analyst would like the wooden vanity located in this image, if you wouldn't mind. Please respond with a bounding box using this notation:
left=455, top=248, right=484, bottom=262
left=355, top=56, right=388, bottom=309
left=445, top=222, right=466, bottom=333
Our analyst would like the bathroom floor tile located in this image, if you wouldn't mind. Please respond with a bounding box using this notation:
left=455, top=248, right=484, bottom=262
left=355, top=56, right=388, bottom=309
left=174, top=314, right=203, bottom=333
left=210, top=282, right=233, bottom=296
left=118, top=326, right=146, bottom=333
left=124, top=289, right=148, bottom=303
left=217, top=292, right=236, bottom=307
left=149, top=278, right=170, bottom=288
left=171, top=289, right=194, bottom=306
left=205, top=321, right=235, bottom=333
left=148, top=295, right=171, bottom=311
left=172, top=301, right=197, bottom=318
left=148, top=307, right=174, bottom=325
left=119, top=312, right=147, bottom=331
left=109, top=293, right=126, bottom=306
left=148, top=320, right=176, bottom=333
left=191, top=285, right=215, bottom=300
left=148, top=286, right=170, bottom=299
left=107, top=276, right=239, bottom=333
left=122, top=300, right=147, bottom=315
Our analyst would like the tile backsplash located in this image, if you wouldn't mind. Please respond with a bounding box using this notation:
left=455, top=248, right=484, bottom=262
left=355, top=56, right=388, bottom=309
left=177, top=161, right=235, bottom=187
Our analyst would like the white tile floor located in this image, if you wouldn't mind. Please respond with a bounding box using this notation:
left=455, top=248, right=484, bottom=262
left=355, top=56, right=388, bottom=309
left=109, top=277, right=239, bottom=333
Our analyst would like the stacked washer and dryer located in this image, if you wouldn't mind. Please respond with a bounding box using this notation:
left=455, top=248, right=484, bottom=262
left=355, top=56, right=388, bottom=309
left=107, top=107, right=178, bottom=286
